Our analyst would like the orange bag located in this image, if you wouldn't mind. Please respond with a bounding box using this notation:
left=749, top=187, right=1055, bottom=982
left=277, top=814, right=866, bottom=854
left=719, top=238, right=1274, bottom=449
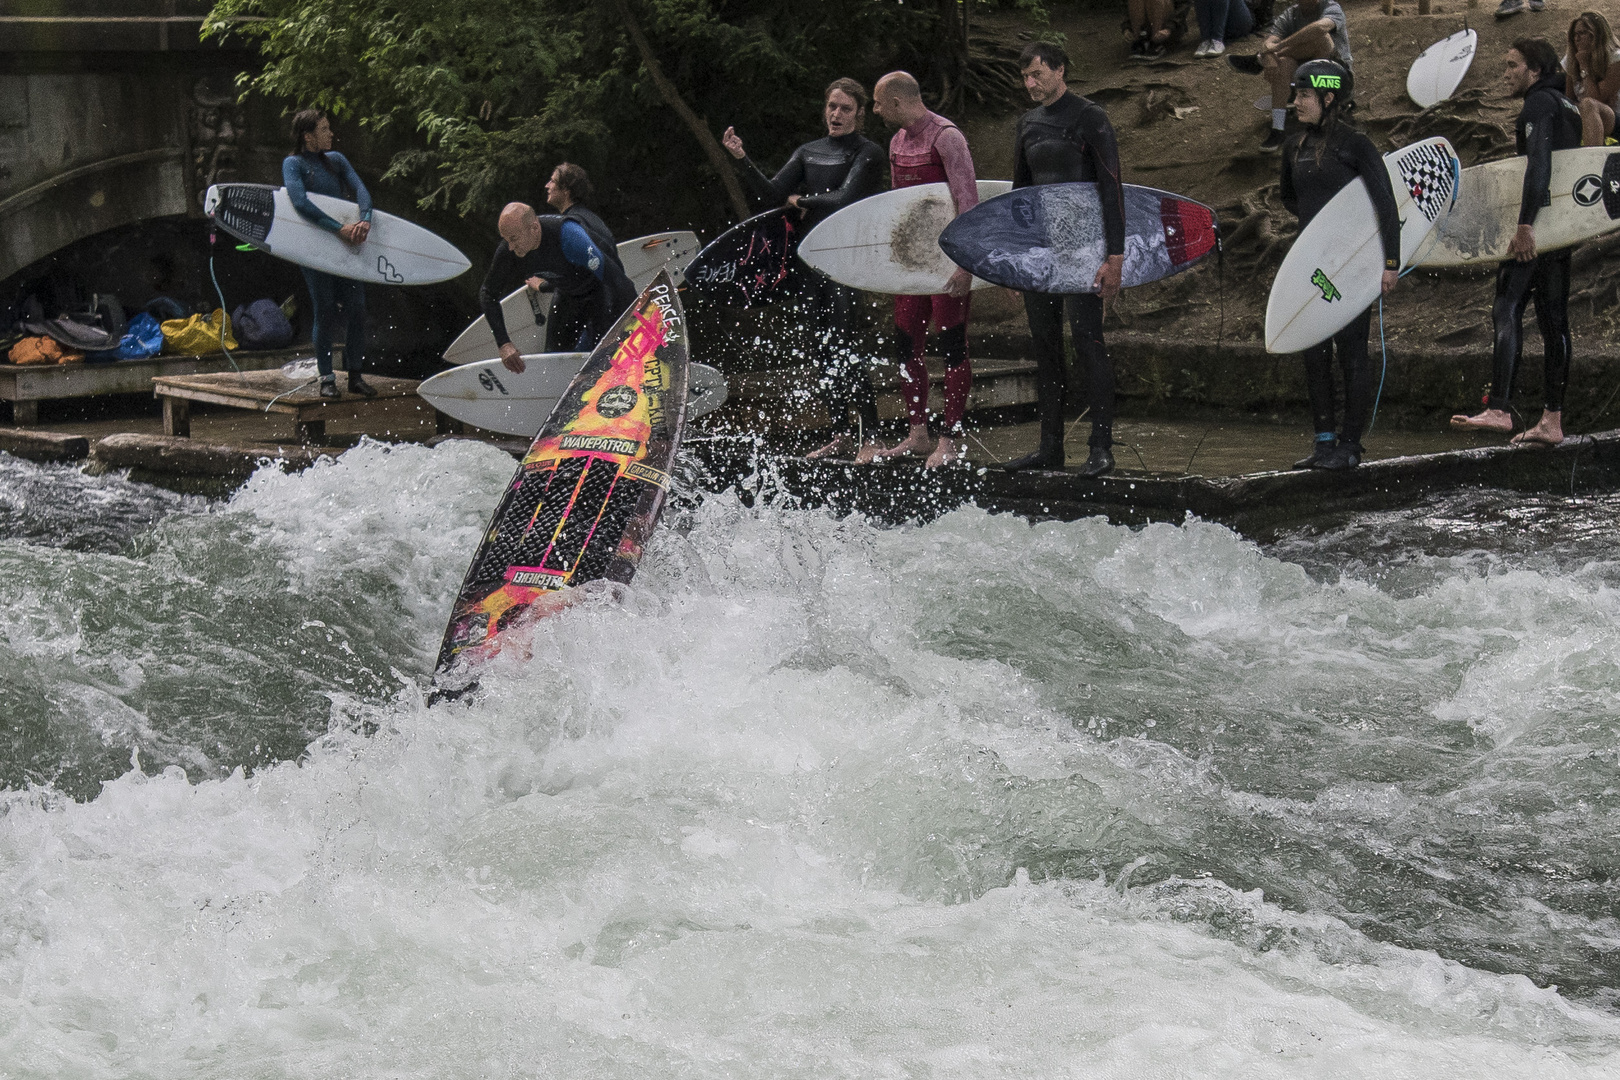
left=7, top=336, right=84, bottom=365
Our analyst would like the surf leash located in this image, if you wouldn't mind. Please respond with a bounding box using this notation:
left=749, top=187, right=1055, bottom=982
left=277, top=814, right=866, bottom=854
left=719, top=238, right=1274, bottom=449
left=207, top=223, right=243, bottom=375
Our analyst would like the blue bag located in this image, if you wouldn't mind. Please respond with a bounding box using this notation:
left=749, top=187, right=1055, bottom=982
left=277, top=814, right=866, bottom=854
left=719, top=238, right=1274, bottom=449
left=86, top=312, right=164, bottom=361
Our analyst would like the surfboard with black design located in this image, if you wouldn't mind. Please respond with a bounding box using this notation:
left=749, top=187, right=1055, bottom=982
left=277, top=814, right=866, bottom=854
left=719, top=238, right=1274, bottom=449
left=683, top=207, right=802, bottom=306
left=434, top=269, right=690, bottom=675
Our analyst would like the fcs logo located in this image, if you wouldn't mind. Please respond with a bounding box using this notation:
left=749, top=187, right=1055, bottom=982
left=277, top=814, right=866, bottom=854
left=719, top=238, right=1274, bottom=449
left=1311, top=268, right=1342, bottom=303
left=1309, top=74, right=1341, bottom=89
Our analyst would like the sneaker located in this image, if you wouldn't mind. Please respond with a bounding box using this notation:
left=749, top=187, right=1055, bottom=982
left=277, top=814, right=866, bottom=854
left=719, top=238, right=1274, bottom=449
left=1495, top=0, right=1526, bottom=17
left=1207, top=40, right=1225, bottom=56
left=1194, top=40, right=1211, bottom=58
left=1260, top=128, right=1287, bottom=152
left=1528, top=0, right=1544, bottom=9
left=1227, top=52, right=1265, bottom=75
left=318, top=378, right=339, bottom=399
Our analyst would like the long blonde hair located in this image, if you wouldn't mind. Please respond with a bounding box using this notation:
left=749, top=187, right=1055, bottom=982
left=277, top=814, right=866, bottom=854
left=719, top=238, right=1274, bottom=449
left=1567, top=11, right=1617, bottom=88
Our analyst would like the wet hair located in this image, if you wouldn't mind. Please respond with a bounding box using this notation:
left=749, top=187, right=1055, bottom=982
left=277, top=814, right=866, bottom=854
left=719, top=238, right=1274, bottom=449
left=290, top=108, right=325, bottom=154
left=1512, top=36, right=1562, bottom=79
left=1018, top=41, right=1068, bottom=74
left=825, top=77, right=869, bottom=114
left=1567, top=12, right=1617, bottom=87
left=550, top=162, right=593, bottom=204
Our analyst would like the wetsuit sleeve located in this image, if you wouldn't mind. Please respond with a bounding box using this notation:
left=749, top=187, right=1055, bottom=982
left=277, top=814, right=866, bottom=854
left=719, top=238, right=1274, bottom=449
left=1012, top=118, right=1032, bottom=190
left=332, top=153, right=372, bottom=222
left=1280, top=142, right=1299, bottom=217
left=797, top=142, right=884, bottom=215
left=1519, top=94, right=1556, bottom=227
left=560, top=220, right=614, bottom=280
left=1077, top=106, right=1126, bottom=256
left=1351, top=135, right=1402, bottom=270
left=936, top=125, right=980, bottom=214
left=479, top=244, right=518, bottom=349
left=736, top=148, right=805, bottom=208
left=282, top=156, right=345, bottom=233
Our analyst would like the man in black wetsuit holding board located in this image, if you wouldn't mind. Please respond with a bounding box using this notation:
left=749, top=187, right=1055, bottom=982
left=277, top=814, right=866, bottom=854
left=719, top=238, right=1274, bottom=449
left=481, top=201, right=636, bottom=374
left=1004, top=41, right=1125, bottom=477
left=722, top=78, right=886, bottom=461
left=1451, top=37, right=1582, bottom=446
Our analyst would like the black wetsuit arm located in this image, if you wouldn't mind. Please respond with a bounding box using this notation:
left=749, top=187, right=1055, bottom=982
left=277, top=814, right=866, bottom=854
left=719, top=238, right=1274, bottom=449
left=736, top=149, right=805, bottom=207
left=479, top=244, right=519, bottom=349
left=1519, top=93, right=1557, bottom=227
left=1078, top=108, right=1126, bottom=256
left=1012, top=118, right=1033, bottom=189
left=1351, top=135, right=1402, bottom=269
left=1280, top=141, right=1300, bottom=217
left=797, top=142, right=884, bottom=215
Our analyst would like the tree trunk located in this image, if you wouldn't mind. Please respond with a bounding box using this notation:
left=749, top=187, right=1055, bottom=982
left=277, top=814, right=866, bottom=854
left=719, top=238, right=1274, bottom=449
left=611, top=0, right=751, bottom=221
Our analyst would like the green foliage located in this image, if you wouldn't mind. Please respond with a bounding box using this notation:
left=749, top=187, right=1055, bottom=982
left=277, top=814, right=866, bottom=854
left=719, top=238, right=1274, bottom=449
left=205, top=0, right=1037, bottom=232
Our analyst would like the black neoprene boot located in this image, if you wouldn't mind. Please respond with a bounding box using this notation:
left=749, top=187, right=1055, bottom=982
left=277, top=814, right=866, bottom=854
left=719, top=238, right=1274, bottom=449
left=1294, top=435, right=1336, bottom=469
left=1003, top=429, right=1065, bottom=472
left=347, top=372, right=378, bottom=398
left=1076, top=445, right=1114, bottom=477
left=318, top=377, right=339, bottom=399
left=1315, top=441, right=1362, bottom=470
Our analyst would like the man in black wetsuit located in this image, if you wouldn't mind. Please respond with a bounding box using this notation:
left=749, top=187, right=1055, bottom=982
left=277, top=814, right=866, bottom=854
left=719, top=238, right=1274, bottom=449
left=1004, top=41, right=1125, bottom=477
left=1280, top=60, right=1400, bottom=471
left=1451, top=37, right=1582, bottom=446
left=721, top=78, right=886, bottom=461
left=480, top=202, right=636, bottom=374
left=546, top=162, right=616, bottom=249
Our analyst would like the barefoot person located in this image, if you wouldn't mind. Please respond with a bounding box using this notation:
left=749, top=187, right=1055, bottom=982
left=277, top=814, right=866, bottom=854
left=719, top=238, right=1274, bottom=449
left=1563, top=13, right=1620, bottom=146
left=1451, top=38, right=1581, bottom=446
left=1004, top=41, right=1125, bottom=477
left=869, top=71, right=980, bottom=469
left=1226, top=0, right=1352, bottom=152
left=1280, top=62, right=1399, bottom=471
left=283, top=109, right=376, bottom=399
left=722, top=79, right=885, bottom=461
left=479, top=202, right=636, bottom=375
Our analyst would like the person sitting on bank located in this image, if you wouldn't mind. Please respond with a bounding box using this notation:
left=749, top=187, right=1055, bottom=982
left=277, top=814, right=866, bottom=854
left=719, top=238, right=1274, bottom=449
left=1451, top=38, right=1582, bottom=445
left=1564, top=12, right=1620, bottom=146
left=1227, top=0, right=1352, bottom=151
left=283, top=109, right=376, bottom=399
left=546, top=162, right=616, bottom=249
left=481, top=202, right=636, bottom=375
left=1128, top=0, right=1175, bottom=59
left=1193, top=0, right=1255, bottom=58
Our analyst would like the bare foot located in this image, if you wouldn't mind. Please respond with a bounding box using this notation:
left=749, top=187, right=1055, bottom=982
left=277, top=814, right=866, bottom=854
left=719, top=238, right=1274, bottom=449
left=853, top=438, right=887, bottom=464
left=1510, top=410, right=1564, bottom=447
left=805, top=434, right=853, bottom=460
left=1449, top=408, right=1513, bottom=433
left=925, top=436, right=964, bottom=470
left=872, top=425, right=934, bottom=459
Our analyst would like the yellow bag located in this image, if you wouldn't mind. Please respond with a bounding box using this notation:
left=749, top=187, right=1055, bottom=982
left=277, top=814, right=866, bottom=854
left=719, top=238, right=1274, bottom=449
left=161, top=309, right=237, bottom=355
left=7, top=335, right=84, bottom=365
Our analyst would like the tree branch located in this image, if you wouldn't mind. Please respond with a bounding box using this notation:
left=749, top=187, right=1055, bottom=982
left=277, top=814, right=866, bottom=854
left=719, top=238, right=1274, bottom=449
left=610, top=0, right=751, bottom=221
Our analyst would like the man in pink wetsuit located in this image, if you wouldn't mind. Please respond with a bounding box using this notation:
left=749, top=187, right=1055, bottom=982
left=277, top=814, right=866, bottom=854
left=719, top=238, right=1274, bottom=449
left=871, top=71, right=979, bottom=469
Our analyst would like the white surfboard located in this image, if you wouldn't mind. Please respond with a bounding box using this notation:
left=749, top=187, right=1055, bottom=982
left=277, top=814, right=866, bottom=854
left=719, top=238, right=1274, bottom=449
left=1411, top=147, right=1620, bottom=267
left=1407, top=30, right=1477, bottom=109
left=204, top=183, right=470, bottom=285
left=798, top=180, right=1012, bottom=294
left=441, top=230, right=701, bottom=366
left=1266, top=137, right=1460, bottom=354
left=419, top=354, right=728, bottom=437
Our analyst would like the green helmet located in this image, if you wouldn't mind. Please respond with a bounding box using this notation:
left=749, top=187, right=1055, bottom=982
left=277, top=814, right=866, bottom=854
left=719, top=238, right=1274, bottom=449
left=1292, top=59, right=1352, bottom=109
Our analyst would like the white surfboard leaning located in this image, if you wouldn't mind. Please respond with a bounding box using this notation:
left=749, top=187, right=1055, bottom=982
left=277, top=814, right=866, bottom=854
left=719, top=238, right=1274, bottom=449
left=1266, top=137, right=1460, bottom=354
left=441, top=231, right=701, bottom=366
left=419, top=354, right=728, bottom=437
left=1411, top=147, right=1620, bottom=267
left=204, top=183, right=470, bottom=286
left=1407, top=29, right=1477, bottom=110
left=797, top=180, right=1012, bottom=294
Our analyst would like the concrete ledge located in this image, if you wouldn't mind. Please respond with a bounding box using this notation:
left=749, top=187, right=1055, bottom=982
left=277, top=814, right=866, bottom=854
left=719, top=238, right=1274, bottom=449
left=0, top=427, right=90, bottom=462
left=91, top=433, right=335, bottom=478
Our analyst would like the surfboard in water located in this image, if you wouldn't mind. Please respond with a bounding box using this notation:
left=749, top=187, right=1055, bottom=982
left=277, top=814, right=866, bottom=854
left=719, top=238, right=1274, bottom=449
left=938, top=182, right=1219, bottom=294
left=419, top=353, right=727, bottom=438
left=1266, top=137, right=1460, bottom=355
left=1411, top=146, right=1620, bottom=267
left=433, top=269, right=689, bottom=677
left=204, top=183, right=470, bottom=285
left=442, top=231, right=701, bottom=366
left=797, top=180, right=1012, bottom=294
left=683, top=207, right=802, bottom=306
left=1407, top=30, right=1477, bottom=110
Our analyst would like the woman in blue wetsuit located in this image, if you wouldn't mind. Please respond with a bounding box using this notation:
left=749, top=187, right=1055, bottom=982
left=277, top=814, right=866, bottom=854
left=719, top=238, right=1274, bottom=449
left=283, top=109, right=375, bottom=399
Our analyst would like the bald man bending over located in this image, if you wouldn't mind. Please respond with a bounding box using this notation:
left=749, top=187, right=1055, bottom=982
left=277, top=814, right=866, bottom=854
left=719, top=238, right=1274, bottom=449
left=479, top=201, right=636, bottom=373
left=871, top=71, right=979, bottom=469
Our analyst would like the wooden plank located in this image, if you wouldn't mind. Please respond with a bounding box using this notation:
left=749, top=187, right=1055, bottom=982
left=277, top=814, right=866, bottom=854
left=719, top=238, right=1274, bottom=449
left=0, top=350, right=296, bottom=402
left=162, top=397, right=190, bottom=438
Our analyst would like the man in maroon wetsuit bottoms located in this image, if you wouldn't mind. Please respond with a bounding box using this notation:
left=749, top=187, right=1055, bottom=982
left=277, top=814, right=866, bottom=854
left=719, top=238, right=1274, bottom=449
left=871, top=71, right=980, bottom=469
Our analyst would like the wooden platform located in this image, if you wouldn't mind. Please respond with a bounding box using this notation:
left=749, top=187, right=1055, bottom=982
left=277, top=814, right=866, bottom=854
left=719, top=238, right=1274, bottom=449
left=0, top=349, right=303, bottom=425
left=151, top=369, right=439, bottom=444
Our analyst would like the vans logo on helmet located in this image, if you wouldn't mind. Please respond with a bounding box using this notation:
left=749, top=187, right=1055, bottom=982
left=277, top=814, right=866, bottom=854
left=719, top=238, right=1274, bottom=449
left=1309, top=74, right=1342, bottom=89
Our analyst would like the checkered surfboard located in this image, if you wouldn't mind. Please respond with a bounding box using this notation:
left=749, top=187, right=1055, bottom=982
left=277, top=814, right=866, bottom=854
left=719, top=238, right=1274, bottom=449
left=1395, top=139, right=1460, bottom=224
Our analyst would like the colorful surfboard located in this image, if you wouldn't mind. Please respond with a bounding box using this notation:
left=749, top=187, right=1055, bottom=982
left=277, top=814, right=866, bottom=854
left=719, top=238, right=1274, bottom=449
left=683, top=207, right=802, bottom=306
left=938, top=183, right=1220, bottom=294
left=434, top=270, right=690, bottom=676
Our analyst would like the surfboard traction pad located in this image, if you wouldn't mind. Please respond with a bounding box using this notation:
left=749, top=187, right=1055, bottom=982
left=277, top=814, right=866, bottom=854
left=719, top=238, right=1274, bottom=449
left=940, top=183, right=1218, bottom=294
left=434, top=274, right=690, bottom=675
left=684, top=208, right=802, bottom=307
left=212, top=184, right=275, bottom=246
